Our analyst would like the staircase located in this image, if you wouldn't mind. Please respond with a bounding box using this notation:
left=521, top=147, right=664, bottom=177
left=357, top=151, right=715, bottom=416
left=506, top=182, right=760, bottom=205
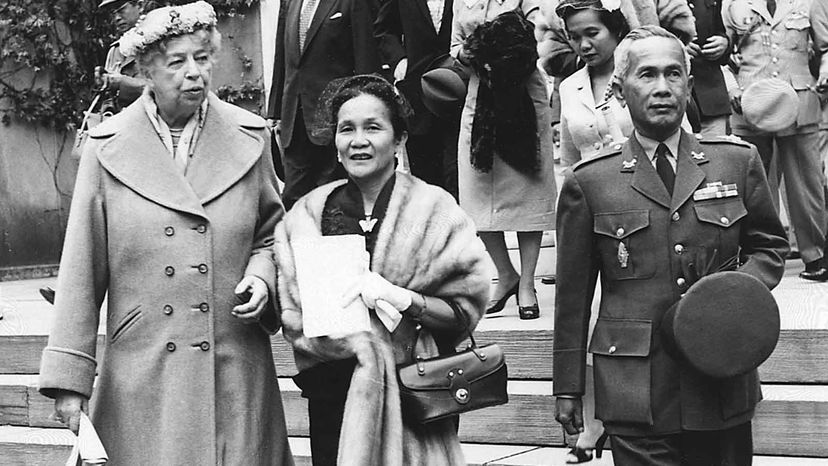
left=1, top=260, right=827, bottom=465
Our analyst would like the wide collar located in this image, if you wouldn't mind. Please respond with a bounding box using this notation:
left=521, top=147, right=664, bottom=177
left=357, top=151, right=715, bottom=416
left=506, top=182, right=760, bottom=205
left=571, top=67, right=599, bottom=110
left=625, top=130, right=709, bottom=213
left=93, top=93, right=264, bottom=219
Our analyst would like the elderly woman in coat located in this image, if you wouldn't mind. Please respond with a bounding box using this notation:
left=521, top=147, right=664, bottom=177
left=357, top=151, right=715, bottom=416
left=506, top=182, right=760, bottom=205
left=275, top=75, right=491, bottom=465
left=37, top=2, right=293, bottom=465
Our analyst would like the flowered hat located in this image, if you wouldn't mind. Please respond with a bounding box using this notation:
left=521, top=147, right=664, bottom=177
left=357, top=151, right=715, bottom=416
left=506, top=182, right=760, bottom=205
left=555, top=0, right=621, bottom=16
left=119, top=1, right=217, bottom=57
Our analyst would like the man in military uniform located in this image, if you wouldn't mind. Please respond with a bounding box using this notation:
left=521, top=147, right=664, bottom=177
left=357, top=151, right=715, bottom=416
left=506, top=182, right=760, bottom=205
left=723, top=0, right=828, bottom=281
left=98, top=0, right=146, bottom=114
left=553, top=26, right=788, bottom=465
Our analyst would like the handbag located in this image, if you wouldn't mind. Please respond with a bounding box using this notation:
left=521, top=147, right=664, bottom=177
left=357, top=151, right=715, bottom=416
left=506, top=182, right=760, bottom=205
left=397, top=301, right=508, bottom=423
left=71, top=93, right=107, bottom=160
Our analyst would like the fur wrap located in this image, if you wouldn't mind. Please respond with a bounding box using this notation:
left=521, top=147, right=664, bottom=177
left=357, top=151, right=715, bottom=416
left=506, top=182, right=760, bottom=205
left=274, top=173, right=492, bottom=466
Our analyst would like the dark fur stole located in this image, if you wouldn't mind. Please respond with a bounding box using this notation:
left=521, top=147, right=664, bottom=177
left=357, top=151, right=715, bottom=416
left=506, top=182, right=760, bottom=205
left=466, top=10, right=540, bottom=174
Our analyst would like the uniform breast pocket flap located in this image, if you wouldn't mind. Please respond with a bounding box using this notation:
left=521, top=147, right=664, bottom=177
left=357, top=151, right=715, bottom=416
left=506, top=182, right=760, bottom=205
left=594, top=210, right=654, bottom=280
left=693, top=198, right=747, bottom=228
left=785, top=12, right=810, bottom=30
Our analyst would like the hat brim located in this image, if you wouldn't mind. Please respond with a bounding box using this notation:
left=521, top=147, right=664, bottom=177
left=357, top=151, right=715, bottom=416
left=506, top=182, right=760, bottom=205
left=741, top=78, right=800, bottom=133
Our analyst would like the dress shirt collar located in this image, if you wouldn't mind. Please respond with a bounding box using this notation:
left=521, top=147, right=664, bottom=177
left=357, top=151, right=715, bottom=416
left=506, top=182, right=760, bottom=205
left=635, top=129, right=681, bottom=170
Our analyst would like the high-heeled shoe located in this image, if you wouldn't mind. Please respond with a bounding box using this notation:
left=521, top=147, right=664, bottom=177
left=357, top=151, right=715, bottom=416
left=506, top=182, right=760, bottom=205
left=517, top=289, right=540, bottom=320
left=485, top=282, right=518, bottom=315
left=565, top=431, right=608, bottom=464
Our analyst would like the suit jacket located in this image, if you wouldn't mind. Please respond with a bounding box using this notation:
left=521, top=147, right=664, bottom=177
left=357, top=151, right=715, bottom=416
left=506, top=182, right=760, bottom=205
left=39, top=93, right=292, bottom=464
left=374, top=0, right=453, bottom=134
left=689, top=0, right=732, bottom=117
left=268, top=0, right=381, bottom=147
left=553, top=130, right=788, bottom=436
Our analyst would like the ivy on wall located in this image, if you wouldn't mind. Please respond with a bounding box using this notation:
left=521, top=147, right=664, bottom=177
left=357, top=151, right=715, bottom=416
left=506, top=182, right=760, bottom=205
left=0, top=0, right=262, bottom=129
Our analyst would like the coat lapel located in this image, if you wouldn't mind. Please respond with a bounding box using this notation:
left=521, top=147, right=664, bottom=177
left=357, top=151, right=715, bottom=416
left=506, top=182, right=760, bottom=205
left=303, top=0, right=339, bottom=56
left=671, top=131, right=708, bottom=213
left=186, top=94, right=264, bottom=206
left=96, top=104, right=207, bottom=218
left=415, top=0, right=436, bottom=33
left=628, top=136, right=671, bottom=209
left=748, top=0, right=774, bottom=26
left=770, top=0, right=794, bottom=28
left=287, top=0, right=303, bottom=58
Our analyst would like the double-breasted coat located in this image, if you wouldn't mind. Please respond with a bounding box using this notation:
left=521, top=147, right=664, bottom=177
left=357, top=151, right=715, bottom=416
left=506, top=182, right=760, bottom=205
left=553, top=130, right=789, bottom=436
left=38, top=94, right=294, bottom=465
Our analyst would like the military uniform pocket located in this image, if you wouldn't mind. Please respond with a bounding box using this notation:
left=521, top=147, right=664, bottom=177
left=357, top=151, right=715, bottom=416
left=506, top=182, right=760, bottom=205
left=590, top=318, right=654, bottom=425
left=594, top=210, right=655, bottom=281
left=693, top=198, right=747, bottom=227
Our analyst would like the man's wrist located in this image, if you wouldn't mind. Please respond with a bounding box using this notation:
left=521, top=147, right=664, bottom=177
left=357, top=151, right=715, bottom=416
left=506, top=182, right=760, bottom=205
left=402, top=291, right=426, bottom=320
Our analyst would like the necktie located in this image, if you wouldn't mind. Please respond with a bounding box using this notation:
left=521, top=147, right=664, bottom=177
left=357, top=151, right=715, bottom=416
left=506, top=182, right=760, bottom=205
left=298, top=0, right=318, bottom=51
left=655, top=143, right=675, bottom=194
left=767, top=0, right=776, bottom=17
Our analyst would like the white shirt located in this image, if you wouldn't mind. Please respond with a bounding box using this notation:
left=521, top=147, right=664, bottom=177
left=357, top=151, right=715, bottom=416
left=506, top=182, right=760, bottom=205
left=635, top=129, right=680, bottom=172
left=426, top=0, right=444, bottom=31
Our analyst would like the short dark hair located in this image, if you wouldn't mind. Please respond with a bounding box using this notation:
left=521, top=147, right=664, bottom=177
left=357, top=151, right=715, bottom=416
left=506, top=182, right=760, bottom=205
left=314, top=74, right=411, bottom=143
left=557, top=1, right=630, bottom=41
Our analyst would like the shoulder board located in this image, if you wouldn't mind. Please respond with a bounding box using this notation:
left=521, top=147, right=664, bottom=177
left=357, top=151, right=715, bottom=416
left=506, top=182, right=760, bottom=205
left=571, top=142, right=624, bottom=171
left=696, top=133, right=752, bottom=148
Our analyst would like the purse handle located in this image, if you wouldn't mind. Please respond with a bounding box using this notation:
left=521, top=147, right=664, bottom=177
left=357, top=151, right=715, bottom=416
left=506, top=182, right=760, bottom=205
left=409, top=300, right=487, bottom=367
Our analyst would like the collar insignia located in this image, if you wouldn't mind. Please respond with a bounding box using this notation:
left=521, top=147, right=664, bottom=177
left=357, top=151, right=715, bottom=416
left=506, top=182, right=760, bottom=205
left=691, top=151, right=706, bottom=160
left=622, top=159, right=637, bottom=169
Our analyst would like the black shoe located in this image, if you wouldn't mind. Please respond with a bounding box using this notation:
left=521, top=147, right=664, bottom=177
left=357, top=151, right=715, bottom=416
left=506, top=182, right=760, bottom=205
left=39, top=287, right=56, bottom=305
left=517, top=290, right=540, bottom=320
left=541, top=275, right=556, bottom=285
left=564, top=432, right=608, bottom=464
left=485, top=282, right=518, bottom=315
left=799, top=260, right=828, bottom=282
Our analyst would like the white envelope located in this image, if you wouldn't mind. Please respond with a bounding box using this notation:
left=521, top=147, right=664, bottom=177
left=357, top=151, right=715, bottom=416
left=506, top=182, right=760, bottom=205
left=293, top=235, right=372, bottom=338
left=65, top=412, right=108, bottom=465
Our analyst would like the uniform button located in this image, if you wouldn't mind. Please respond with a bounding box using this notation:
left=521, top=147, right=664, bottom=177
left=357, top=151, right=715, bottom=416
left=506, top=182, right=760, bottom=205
left=594, top=142, right=602, bottom=150
left=772, top=57, right=779, bottom=63
left=608, top=345, right=617, bottom=354
left=720, top=217, right=730, bottom=225
left=165, top=266, right=175, bottom=276
left=199, top=302, right=209, bottom=312
left=166, top=342, right=176, bottom=352
left=677, top=277, right=686, bottom=286
left=672, top=212, right=680, bottom=222
left=200, top=341, right=211, bottom=351
left=196, top=224, right=207, bottom=234
left=772, top=71, right=779, bottom=77
left=163, top=304, right=173, bottom=315
left=164, top=226, right=175, bottom=236
left=772, top=43, right=778, bottom=49
left=198, top=264, right=208, bottom=274
left=674, top=244, right=684, bottom=254
left=616, top=227, right=625, bottom=237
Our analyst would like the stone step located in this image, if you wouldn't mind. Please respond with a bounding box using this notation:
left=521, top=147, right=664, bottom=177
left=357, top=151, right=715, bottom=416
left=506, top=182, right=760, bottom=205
left=3, top=375, right=826, bottom=457
left=1, top=427, right=826, bottom=466
left=1, top=327, right=826, bottom=384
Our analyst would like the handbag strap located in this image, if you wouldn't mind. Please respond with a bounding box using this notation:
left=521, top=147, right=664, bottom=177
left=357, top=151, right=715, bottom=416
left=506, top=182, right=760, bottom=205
left=408, top=300, right=485, bottom=364
left=79, top=93, right=102, bottom=132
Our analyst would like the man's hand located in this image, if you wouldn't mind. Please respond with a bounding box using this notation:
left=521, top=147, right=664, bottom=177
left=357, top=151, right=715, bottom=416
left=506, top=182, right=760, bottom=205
left=555, top=396, right=584, bottom=435
left=730, top=87, right=743, bottom=114
left=686, top=42, right=702, bottom=59
left=701, top=36, right=728, bottom=60
left=817, top=73, right=828, bottom=93
left=232, top=276, right=269, bottom=321
left=551, top=123, right=561, bottom=147
left=394, top=58, right=408, bottom=83
left=53, top=391, right=89, bottom=435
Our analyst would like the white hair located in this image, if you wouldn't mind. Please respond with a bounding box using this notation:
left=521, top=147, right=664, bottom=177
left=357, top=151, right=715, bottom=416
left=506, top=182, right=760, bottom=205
left=613, top=25, right=691, bottom=84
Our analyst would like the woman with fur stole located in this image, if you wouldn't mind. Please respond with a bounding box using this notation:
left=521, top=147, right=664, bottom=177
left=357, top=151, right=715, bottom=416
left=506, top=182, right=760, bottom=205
left=274, top=75, right=492, bottom=466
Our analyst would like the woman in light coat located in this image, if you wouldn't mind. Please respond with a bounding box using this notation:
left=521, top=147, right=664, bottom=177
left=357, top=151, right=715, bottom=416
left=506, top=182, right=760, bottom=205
left=37, top=3, right=293, bottom=464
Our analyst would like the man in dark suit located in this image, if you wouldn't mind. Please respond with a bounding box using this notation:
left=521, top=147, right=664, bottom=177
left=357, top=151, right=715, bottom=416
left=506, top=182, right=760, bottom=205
left=268, top=0, right=381, bottom=209
left=685, top=0, right=731, bottom=136
left=553, top=26, right=788, bottom=465
left=373, top=0, right=457, bottom=197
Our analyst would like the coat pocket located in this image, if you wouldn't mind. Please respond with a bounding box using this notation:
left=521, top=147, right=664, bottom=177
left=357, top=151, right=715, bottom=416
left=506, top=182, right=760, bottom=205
left=594, top=210, right=655, bottom=281
left=791, top=74, right=820, bottom=127
left=693, top=198, right=747, bottom=227
left=589, top=318, right=654, bottom=424
left=110, top=305, right=143, bottom=344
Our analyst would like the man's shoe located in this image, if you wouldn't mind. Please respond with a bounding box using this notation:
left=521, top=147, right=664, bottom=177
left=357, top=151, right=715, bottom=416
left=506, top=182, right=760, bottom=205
left=39, top=287, right=56, bottom=305
left=799, top=260, right=828, bottom=282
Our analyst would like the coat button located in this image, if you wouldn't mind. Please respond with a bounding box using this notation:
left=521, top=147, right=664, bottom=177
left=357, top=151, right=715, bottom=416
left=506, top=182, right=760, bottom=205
left=198, top=264, right=208, bottom=274
left=196, top=224, right=207, bottom=234
left=674, top=244, right=684, bottom=254
left=720, top=217, right=730, bottom=225
left=166, top=342, right=176, bottom=352
left=165, top=266, right=175, bottom=276
left=616, top=227, right=625, bottom=237
left=672, top=212, right=680, bottom=222
left=163, top=304, right=173, bottom=315
left=199, top=302, right=209, bottom=312
left=200, top=341, right=211, bottom=351
left=594, top=142, right=602, bottom=150
left=677, top=277, right=686, bottom=286
left=608, top=345, right=617, bottom=354
left=164, top=226, right=175, bottom=236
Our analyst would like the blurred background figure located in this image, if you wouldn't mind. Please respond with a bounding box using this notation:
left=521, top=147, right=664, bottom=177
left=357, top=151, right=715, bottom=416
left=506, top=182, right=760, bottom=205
left=685, top=0, right=731, bottom=136
left=374, top=0, right=460, bottom=198
left=97, top=0, right=148, bottom=114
